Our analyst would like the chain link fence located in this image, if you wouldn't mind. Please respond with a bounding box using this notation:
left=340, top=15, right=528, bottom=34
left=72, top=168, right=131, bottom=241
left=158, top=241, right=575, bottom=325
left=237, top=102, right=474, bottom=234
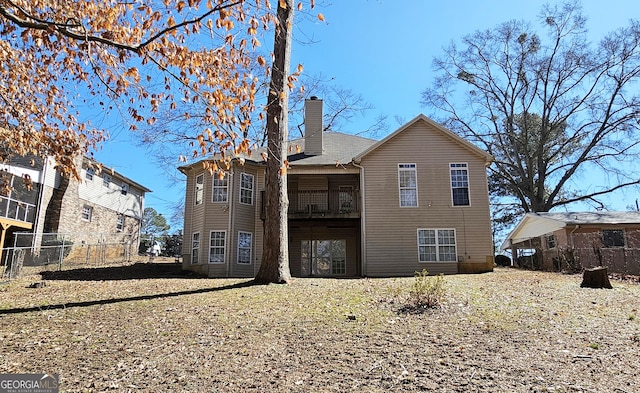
left=1, top=231, right=137, bottom=280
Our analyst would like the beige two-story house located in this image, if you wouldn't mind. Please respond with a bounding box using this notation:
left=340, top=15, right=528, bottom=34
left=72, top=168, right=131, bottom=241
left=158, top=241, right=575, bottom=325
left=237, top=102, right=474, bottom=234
left=179, top=98, right=494, bottom=277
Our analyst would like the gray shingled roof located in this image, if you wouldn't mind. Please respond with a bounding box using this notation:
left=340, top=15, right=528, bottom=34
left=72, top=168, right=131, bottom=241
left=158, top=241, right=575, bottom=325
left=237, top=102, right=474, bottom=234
left=532, top=211, right=640, bottom=225
left=247, top=132, right=377, bottom=166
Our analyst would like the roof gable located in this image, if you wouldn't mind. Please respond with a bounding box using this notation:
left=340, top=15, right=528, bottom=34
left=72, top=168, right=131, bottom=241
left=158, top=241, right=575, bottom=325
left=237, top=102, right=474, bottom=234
left=354, top=114, right=493, bottom=164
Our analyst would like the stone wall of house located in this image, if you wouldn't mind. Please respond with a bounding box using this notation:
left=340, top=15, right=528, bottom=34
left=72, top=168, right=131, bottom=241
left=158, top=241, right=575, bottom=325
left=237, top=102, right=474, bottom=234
left=46, top=177, right=141, bottom=262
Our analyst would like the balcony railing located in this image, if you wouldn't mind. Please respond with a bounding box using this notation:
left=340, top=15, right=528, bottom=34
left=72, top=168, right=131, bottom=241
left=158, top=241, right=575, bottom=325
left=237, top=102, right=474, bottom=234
left=261, top=189, right=360, bottom=219
left=0, top=195, right=36, bottom=224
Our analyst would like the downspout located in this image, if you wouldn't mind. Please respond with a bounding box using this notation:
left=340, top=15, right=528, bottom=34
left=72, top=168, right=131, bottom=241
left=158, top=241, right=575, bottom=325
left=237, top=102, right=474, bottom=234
left=226, top=164, right=234, bottom=278
left=353, top=161, right=367, bottom=276
left=569, top=225, right=580, bottom=248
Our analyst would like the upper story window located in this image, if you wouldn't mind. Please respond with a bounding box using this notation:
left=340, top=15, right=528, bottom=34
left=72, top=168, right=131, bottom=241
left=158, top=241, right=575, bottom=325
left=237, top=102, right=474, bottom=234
left=103, top=174, right=111, bottom=188
left=81, top=205, right=93, bottom=222
left=121, top=182, right=129, bottom=196
left=85, top=167, right=94, bottom=181
left=450, top=163, right=470, bottom=206
left=418, top=228, right=457, bottom=262
left=212, top=175, right=228, bottom=203
left=602, top=229, right=625, bottom=247
left=195, top=174, right=204, bottom=205
left=240, top=173, right=254, bottom=205
left=398, top=163, right=418, bottom=207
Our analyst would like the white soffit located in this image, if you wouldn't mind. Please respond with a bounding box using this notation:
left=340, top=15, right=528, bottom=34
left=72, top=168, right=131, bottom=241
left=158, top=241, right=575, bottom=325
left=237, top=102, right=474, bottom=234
left=502, top=214, right=566, bottom=249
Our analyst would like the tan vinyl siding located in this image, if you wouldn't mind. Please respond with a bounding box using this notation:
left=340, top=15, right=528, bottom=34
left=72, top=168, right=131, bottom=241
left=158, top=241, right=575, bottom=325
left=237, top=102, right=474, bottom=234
left=230, top=164, right=258, bottom=277
left=360, top=120, right=493, bottom=276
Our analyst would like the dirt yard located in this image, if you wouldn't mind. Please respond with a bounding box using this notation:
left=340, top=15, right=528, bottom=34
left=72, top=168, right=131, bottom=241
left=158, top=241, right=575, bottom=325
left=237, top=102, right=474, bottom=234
left=1, top=264, right=639, bottom=392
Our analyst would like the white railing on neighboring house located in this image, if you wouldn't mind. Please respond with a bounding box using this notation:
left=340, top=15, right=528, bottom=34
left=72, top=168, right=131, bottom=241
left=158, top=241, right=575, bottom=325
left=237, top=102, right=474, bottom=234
left=0, top=194, right=36, bottom=224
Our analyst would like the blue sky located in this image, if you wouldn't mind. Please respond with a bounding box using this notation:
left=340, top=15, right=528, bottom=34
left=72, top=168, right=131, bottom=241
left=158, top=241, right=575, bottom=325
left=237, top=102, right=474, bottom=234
left=90, top=0, right=639, bottom=230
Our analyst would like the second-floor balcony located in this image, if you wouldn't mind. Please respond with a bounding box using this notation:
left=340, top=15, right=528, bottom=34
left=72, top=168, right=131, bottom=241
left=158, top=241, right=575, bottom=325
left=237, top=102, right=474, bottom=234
left=261, top=189, right=361, bottom=220
left=0, top=194, right=36, bottom=228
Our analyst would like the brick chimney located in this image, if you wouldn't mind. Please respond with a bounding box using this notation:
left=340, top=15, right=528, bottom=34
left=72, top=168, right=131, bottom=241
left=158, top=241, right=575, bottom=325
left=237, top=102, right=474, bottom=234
left=304, top=96, right=323, bottom=156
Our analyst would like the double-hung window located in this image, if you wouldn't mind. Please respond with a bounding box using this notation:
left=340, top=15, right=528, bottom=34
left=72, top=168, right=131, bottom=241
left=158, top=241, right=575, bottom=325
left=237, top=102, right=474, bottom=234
left=85, top=167, right=94, bottom=181
left=417, top=229, right=457, bottom=262
left=191, top=232, right=200, bottom=264
left=240, top=173, right=254, bottom=205
left=116, top=215, right=124, bottom=232
left=450, top=163, right=470, bottom=206
left=209, top=231, right=226, bottom=264
left=237, top=231, right=252, bottom=264
left=212, top=175, right=228, bottom=203
left=121, top=182, right=129, bottom=196
left=398, top=163, right=418, bottom=207
left=81, top=205, right=93, bottom=222
left=195, top=174, right=204, bottom=205
left=103, top=174, right=111, bottom=188
left=602, top=229, right=624, bottom=247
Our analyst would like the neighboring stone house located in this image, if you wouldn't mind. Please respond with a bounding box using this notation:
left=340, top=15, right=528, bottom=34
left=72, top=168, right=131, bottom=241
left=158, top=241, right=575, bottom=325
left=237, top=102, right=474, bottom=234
left=0, top=154, right=150, bottom=265
left=501, top=211, right=640, bottom=275
left=179, top=98, right=495, bottom=278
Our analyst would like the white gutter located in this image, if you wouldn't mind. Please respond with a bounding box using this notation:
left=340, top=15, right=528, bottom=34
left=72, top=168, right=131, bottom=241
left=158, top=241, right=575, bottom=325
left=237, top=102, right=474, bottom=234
left=353, top=161, right=367, bottom=276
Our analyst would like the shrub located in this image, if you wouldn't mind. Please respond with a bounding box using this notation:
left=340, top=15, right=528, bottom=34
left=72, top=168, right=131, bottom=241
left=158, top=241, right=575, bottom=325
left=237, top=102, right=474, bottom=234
left=402, top=269, right=446, bottom=313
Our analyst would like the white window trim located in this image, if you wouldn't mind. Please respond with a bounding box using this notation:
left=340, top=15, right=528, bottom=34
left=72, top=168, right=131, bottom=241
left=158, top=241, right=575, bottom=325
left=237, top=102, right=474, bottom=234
left=195, top=174, right=204, bottom=205
left=417, top=228, right=458, bottom=263
left=191, top=232, right=200, bottom=265
left=116, top=215, right=124, bottom=232
left=239, top=173, right=254, bottom=205
left=103, top=174, right=111, bottom=188
left=212, top=175, right=229, bottom=203
left=398, top=163, right=418, bottom=207
left=81, top=205, right=92, bottom=222
left=85, top=167, right=94, bottom=181
left=450, top=162, right=470, bottom=206
left=121, top=182, right=129, bottom=196
left=237, top=231, right=253, bottom=265
left=208, top=230, right=226, bottom=264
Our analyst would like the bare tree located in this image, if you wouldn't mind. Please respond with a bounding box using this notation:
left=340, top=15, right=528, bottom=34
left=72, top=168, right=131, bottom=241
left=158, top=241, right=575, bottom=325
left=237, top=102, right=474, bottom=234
left=421, top=1, right=640, bottom=221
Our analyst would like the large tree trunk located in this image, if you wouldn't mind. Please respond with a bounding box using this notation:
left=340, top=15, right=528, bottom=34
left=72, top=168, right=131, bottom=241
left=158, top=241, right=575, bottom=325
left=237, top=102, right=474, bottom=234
left=254, top=0, right=294, bottom=284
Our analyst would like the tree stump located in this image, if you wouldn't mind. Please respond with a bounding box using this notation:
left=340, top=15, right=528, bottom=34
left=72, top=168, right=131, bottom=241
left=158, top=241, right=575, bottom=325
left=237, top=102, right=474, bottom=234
left=580, top=266, right=613, bottom=289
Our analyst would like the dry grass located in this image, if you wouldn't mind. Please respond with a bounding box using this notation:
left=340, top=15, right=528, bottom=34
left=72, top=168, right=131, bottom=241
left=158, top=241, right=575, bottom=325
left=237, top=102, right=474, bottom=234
left=1, top=263, right=639, bottom=392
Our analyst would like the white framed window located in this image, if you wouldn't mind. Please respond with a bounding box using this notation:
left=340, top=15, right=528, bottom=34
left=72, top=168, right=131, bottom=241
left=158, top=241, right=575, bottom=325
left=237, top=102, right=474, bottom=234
left=195, top=174, right=204, bottom=205
left=237, top=231, right=252, bottom=264
left=209, top=231, right=226, bottom=264
left=301, top=239, right=346, bottom=276
left=85, top=167, right=94, bottom=181
left=240, top=173, right=254, bottom=205
left=417, top=229, right=457, bottom=262
left=191, top=232, right=200, bottom=264
left=103, top=174, right=111, bottom=188
left=398, top=163, right=418, bottom=207
left=121, top=182, right=129, bottom=196
left=450, top=163, right=470, bottom=206
left=212, top=175, right=228, bottom=203
left=81, top=205, right=93, bottom=221
left=116, top=215, right=124, bottom=232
